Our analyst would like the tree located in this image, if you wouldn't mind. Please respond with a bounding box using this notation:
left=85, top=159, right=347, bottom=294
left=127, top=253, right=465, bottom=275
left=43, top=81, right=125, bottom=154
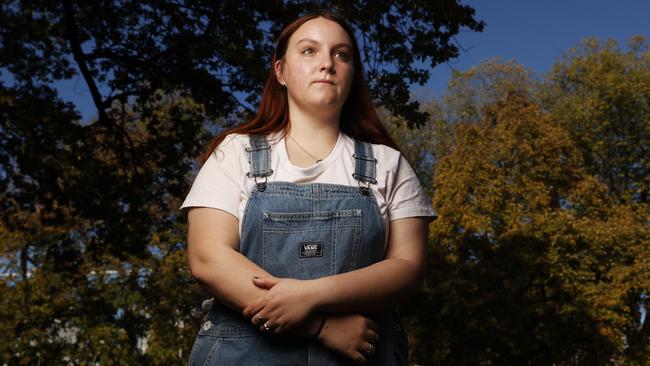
left=0, top=85, right=205, bottom=364
left=1, top=0, right=484, bottom=127
left=0, top=1, right=484, bottom=364
left=379, top=101, right=453, bottom=198
left=406, top=55, right=650, bottom=364
left=413, top=95, right=649, bottom=365
left=542, top=37, right=650, bottom=204
left=442, top=58, right=539, bottom=125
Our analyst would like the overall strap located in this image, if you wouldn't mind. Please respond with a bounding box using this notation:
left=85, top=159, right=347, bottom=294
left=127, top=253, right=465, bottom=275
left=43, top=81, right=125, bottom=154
left=352, top=139, right=377, bottom=195
left=245, top=135, right=273, bottom=191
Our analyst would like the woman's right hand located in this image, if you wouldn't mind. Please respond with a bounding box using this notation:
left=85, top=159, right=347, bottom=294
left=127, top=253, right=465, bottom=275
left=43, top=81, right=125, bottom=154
left=316, top=314, right=380, bottom=365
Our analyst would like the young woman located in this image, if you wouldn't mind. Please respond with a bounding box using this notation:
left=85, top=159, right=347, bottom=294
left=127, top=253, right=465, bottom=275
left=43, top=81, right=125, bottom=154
left=181, top=12, right=436, bottom=365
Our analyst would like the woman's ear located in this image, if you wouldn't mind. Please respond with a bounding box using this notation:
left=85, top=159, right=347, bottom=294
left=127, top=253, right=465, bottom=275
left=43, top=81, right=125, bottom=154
left=274, top=60, right=285, bottom=86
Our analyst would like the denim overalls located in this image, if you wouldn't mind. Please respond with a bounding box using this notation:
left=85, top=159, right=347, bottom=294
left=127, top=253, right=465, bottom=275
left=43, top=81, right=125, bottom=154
left=189, top=135, right=408, bottom=366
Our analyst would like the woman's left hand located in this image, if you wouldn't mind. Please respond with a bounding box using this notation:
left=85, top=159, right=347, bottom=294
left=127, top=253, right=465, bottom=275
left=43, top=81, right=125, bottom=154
left=242, top=276, right=320, bottom=334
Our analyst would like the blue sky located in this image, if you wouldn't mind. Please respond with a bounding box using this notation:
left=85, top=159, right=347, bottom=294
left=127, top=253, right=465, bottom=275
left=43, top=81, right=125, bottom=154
left=11, top=1, right=650, bottom=123
left=415, top=0, right=650, bottom=101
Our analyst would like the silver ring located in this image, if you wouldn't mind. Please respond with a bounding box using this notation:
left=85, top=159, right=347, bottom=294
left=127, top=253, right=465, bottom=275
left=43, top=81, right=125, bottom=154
left=263, top=322, right=270, bottom=332
left=367, top=343, right=375, bottom=354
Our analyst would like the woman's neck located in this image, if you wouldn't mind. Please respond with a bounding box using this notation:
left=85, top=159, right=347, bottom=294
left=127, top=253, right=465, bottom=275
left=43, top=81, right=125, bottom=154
left=285, top=110, right=340, bottom=167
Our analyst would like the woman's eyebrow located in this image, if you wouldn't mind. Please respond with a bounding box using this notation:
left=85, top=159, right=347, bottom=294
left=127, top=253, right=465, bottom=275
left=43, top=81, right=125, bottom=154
left=296, top=38, right=352, bottom=49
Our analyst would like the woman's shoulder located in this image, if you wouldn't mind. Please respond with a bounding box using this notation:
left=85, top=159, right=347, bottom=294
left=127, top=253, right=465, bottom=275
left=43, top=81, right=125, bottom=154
left=373, top=143, right=404, bottom=174
left=222, top=131, right=284, bottom=145
left=212, top=131, right=283, bottom=158
left=220, top=132, right=248, bottom=145
left=214, top=132, right=264, bottom=151
left=342, top=133, right=400, bottom=156
left=209, top=133, right=249, bottom=161
left=343, top=133, right=403, bottom=172
left=369, top=141, right=400, bottom=158
left=366, top=139, right=403, bottom=168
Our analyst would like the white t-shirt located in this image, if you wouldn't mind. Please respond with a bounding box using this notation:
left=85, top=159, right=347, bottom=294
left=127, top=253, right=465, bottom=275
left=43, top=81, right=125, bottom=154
left=180, top=131, right=436, bottom=246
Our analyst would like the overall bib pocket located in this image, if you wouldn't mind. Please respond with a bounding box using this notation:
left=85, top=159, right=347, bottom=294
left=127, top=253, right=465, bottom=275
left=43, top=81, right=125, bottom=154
left=262, top=209, right=363, bottom=279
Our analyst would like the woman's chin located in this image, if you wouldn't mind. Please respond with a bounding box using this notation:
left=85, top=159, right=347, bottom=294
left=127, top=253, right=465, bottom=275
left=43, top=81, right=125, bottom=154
left=307, top=96, right=343, bottom=109
left=290, top=94, right=345, bottom=113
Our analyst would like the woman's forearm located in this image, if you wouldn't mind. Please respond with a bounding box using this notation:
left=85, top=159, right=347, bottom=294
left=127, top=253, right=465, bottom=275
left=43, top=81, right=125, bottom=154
left=189, top=209, right=427, bottom=334
left=192, top=247, right=326, bottom=336
left=312, top=217, right=428, bottom=314
left=187, top=207, right=327, bottom=338
left=247, top=218, right=428, bottom=317
left=190, top=244, right=270, bottom=313
left=312, top=256, right=423, bottom=314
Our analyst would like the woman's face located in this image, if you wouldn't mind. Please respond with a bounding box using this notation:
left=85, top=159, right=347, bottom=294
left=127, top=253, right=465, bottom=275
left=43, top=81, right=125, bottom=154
left=275, top=17, right=354, bottom=116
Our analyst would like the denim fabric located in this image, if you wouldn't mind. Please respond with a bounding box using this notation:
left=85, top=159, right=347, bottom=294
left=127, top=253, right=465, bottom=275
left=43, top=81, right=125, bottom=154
left=189, top=135, right=408, bottom=366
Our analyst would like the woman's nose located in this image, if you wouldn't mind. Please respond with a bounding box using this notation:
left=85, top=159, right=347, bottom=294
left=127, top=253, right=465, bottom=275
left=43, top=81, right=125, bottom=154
left=319, top=57, right=336, bottom=73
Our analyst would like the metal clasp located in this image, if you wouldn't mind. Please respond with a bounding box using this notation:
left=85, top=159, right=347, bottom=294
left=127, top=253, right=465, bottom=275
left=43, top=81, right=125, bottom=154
left=358, top=180, right=371, bottom=195
left=255, top=175, right=267, bottom=192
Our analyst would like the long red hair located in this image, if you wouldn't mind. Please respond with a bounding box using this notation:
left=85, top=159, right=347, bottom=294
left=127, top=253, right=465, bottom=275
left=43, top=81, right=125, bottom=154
left=198, top=12, right=399, bottom=166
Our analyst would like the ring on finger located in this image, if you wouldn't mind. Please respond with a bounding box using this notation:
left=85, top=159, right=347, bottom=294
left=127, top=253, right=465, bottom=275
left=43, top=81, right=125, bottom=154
left=262, top=322, right=271, bottom=332
left=366, top=343, right=375, bottom=354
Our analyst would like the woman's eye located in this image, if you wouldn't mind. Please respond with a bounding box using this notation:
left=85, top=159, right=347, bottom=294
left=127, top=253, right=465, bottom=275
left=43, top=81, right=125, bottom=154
left=335, top=51, right=349, bottom=60
left=302, top=48, right=314, bottom=55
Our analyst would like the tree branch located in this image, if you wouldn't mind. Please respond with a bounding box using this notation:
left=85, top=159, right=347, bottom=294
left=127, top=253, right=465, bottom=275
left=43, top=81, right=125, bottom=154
left=61, top=0, right=109, bottom=124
